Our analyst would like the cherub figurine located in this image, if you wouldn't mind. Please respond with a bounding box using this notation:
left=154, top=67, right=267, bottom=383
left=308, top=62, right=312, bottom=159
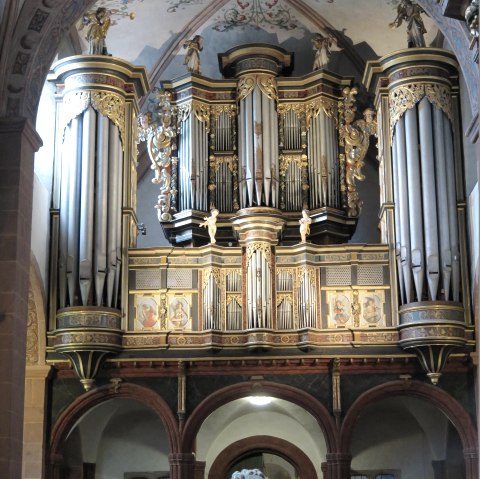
left=183, top=35, right=203, bottom=74
left=82, top=7, right=111, bottom=55
left=299, top=209, right=312, bottom=243
left=389, top=0, right=427, bottom=48
left=200, top=208, right=219, bottom=244
left=312, top=32, right=340, bottom=70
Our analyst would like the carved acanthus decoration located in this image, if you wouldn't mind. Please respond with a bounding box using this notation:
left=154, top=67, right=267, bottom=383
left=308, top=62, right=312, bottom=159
left=63, top=90, right=126, bottom=148
left=297, top=266, right=316, bottom=287
left=211, top=104, right=237, bottom=119
left=26, top=287, right=39, bottom=365
left=202, top=267, right=222, bottom=289
left=306, top=97, right=337, bottom=128
left=338, top=87, right=377, bottom=217
left=226, top=293, right=242, bottom=305
left=210, top=154, right=238, bottom=173
left=278, top=98, right=336, bottom=128
left=279, top=153, right=308, bottom=176
left=177, top=102, right=192, bottom=122
left=389, top=82, right=453, bottom=137
left=138, top=89, right=177, bottom=222
left=237, top=74, right=277, bottom=102
left=246, top=241, right=272, bottom=267
left=192, top=100, right=211, bottom=129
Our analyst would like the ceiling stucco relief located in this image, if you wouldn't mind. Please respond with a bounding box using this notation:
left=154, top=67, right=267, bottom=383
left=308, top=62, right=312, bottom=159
left=78, top=0, right=437, bottom=77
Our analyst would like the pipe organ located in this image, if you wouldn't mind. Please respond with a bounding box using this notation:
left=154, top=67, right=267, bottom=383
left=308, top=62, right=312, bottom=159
left=365, top=49, right=469, bottom=383
left=48, top=56, right=149, bottom=390
left=141, top=45, right=376, bottom=246
left=45, top=47, right=473, bottom=390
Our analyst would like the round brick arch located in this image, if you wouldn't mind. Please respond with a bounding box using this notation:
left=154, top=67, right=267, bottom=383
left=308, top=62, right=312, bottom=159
left=208, top=435, right=318, bottom=479
left=49, top=382, right=181, bottom=464
left=340, top=380, right=478, bottom=466
left=181, top=380, right=339, bottom=454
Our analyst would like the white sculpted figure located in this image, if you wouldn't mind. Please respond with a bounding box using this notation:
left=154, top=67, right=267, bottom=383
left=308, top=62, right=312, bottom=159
left=299, top=209, right=312, bottom=243
left=183, top=35, right=203, bottom=74
left=389, top=0, right=427, bottom=48
left=312, top=32, right=340, bottom=70
left=231, top=469, right=267, bottom=479
left=200, top=209, right=219, bottom=244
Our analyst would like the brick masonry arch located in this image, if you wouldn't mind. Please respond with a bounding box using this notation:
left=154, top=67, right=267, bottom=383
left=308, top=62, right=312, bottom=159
left=340, top=380, right=478, bottom=478
left=181, top=380, right=339, bottom=455
left=208, top=435, right=318, bottom=479
left=49, top=382, right=181, bottom=471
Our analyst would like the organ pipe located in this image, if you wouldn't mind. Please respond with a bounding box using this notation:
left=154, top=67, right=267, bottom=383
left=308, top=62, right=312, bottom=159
left=49, top=55, right=148, bottom=390
left=366, top=50, right=464, bottom=307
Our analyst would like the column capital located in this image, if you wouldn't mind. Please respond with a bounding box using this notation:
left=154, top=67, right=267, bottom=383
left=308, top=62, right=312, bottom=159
left=0, top=116, right=42, bottom=151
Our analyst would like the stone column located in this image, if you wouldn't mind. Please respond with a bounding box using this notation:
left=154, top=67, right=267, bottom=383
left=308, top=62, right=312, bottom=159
left=321, top=461, right=328, bottom=478
left=194, top=460, right=206, bottom=479
left=23, top=365, right=51, bottom=479
left=464, top=447, right=479, bottom=479
left=431, top=459, right=446, bottom=479
left=0, top=117, right=42, bottom=479
left=169, top=452, right=196, bottom=479
left=325, top=452, right=351, bottom=479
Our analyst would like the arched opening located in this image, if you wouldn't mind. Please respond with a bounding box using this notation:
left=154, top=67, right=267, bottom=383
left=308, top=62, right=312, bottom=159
left=341, top=381, right=478, bottom=479
left=209, top=435, right=318, bottom=479
left=59, top=398, right=171, bottom=478
left=49, top=383, right=180, bottom=478
left=182, top=381, right=337, bottom=478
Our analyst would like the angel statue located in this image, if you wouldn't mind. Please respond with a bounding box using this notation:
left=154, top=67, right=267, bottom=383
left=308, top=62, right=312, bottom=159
left=82, top=7, right=111, bottom=55
left=312, top=32, right=341, bottom=70
left=81, top=7, right=136, bottom=55
left=183, top=35, right=204, bottom=74
left=200, top=209, right=219, bottom=244
left=389, top=0, right=427, bottom=48
left=299, top=209, right=312, bottom=243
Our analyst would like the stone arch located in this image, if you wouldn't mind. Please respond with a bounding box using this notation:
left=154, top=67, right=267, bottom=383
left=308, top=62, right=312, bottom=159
left=182, top=380, right=339, bottom=454
left=26, top=256, right=47, bottom=366
left=340, top=380, right=478, bottom=476
left=208, top=435, right=318, bottom=479
left=23, top=256, right=51, bottom=479
left=49, top=382, right=181, bottom=469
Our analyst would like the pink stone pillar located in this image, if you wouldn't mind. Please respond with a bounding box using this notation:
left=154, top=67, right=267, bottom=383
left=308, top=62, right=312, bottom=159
left=464, top=447, right=479, bottom=479
left=170, top=452, right=196, bottom=479
left=0, top=117, right=41, bottom=478
left=325, top=453, right=351, bottom=479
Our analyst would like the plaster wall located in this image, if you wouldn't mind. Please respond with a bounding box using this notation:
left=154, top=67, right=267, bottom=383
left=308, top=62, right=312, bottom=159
left=350, top=408, right=435, bottom=479
left=199, top=409, right=326, bottom=478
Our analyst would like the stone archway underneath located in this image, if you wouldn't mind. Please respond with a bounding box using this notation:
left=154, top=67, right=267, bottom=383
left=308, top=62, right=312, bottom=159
left=48, top=382, right=181, bottom=477
left=208, top=435, right=318, bottom=479
left=340, top=380, right=479, bottom=479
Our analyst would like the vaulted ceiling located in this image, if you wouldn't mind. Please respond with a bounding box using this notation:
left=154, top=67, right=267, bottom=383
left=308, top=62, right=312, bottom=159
left=77, top=0, right=439, bottom=88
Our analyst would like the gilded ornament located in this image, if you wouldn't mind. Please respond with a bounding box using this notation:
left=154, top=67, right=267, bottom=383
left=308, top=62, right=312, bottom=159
left=62, top=90, right=127, bottom=148
left=26, top=288, right=39, bottom=365
left=246, top=241, right=272, bottom=267
left=389, top=82, right=452, bottom=138
left=237, top=74, right=277, bottom=102
left=138, top=89, right=176, bottom=221
left=202, top=267, right=222, bottom=289
left=338, top=87, right=377, bottom=217
left=211, top=104, right=237, bottom=119
left=279, top=153, right=308, bottom=176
